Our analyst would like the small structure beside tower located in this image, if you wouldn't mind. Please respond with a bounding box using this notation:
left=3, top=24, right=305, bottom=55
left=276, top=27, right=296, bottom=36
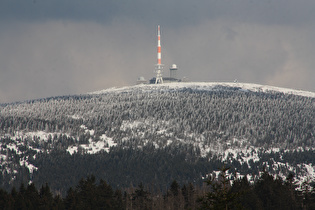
left=170, top=64, right=177, bottom=79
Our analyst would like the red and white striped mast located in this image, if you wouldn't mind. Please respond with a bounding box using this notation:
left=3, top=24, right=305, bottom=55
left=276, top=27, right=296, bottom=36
left=155, top=25, right=163, bottom=84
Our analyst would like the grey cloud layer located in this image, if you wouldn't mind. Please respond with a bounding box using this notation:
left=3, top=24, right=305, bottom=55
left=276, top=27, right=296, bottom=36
left=0, top=1, right=315, bottom=103
left=2, top=0, right=315, bottom=26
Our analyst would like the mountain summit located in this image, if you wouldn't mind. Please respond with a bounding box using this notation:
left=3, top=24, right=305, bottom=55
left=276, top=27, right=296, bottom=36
left=0, top=82, right=314, bottom=194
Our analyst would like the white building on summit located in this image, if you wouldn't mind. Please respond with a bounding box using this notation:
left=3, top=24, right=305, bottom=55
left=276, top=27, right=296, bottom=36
left=137, top=76, right=147, bottom=85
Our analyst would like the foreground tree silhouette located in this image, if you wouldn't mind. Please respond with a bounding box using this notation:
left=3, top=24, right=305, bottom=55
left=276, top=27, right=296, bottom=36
left=39, top=183, right=54, bottom=208
left=64, top=175, right=124, bottom=210
left=230, top=175, right=262, bottom=209
left=166, top=180, right=183, bottom=210
left=131, top=183, right=151, bottom=210
left=199, top=165, right=240, bottom=210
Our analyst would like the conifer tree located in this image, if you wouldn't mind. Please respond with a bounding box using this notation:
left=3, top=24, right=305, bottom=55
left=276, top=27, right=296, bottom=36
left=132, top=183, right=151, bottom=210
left=0, top=188, right=8, bottom=209
left=39, top=183, right=54, bottom=208
left=199, top=165, right=240, bottom=210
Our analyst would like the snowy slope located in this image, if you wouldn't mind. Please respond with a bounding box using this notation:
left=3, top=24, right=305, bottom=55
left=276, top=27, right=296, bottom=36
left=90, top=82, right=315, bottom=98
left=0, top=82, right=314, bottom=191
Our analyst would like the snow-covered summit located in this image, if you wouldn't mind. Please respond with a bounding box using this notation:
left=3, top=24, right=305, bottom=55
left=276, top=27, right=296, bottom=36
left=90, top=82, right=315, bottom=98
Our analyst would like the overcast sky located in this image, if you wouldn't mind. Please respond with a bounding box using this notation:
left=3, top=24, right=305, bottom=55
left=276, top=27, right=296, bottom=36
left=1, top=0, right=315, bottom=103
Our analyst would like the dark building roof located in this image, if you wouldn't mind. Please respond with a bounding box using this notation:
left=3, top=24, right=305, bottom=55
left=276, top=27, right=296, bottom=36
left=149, top=77, right=181, bottom=84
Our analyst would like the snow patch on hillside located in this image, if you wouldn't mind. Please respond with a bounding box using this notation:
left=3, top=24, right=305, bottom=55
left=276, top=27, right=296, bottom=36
left=2, top=131, right=70, bottom=143
left=67, top=134, right=116, bottom=155
left=20, top=158, right=38, bottom=174
left=67, top=125, right=117, bottom=155
left=70, top=114, right=82, bottom=120
left=296, top=163, right=315, bottom=189
left=80, top=124, right=95, bottom=136
left=120, top=121, right=144, bottom=131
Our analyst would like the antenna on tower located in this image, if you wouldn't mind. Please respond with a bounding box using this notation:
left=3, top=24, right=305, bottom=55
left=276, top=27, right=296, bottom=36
left=155, top=25, right=163, bottom=84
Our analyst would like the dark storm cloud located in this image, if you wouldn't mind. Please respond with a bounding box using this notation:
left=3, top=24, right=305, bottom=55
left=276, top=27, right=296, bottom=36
left=2, top=0, right=315, bottom=26
left=0, top=0, right=315, bottom=103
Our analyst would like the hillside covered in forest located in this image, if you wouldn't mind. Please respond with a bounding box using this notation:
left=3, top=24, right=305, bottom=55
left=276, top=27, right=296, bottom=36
left=0, top=82, right=314, bottom=195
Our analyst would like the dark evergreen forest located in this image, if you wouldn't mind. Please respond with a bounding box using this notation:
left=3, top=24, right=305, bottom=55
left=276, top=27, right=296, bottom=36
left=1, top=168, right=315, bottom=209
left=1, top=145, right=314, bottom=196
